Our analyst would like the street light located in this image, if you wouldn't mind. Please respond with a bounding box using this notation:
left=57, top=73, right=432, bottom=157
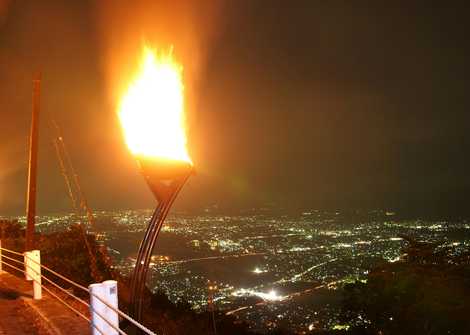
left=118, top=45, right=193, bottom=326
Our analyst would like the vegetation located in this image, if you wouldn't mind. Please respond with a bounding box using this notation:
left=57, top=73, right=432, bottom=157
left=340, top=237, right=470, bottom=334
left=0, top=220, right=112, bottom=292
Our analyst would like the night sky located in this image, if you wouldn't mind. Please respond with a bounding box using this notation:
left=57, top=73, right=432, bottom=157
left=1, top=1, right=469, bottom=217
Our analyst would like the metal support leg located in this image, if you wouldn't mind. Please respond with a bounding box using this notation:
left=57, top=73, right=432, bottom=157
left=128, top=173, right=190, bottom=333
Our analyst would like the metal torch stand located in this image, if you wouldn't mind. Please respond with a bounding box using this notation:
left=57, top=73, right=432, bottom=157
left=128, top=172, right=191, bottom=331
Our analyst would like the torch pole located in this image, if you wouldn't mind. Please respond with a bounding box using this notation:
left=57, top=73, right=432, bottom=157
left=128, top=170, right=191, bottom=331
left=25, top=73, right=41, bottom=251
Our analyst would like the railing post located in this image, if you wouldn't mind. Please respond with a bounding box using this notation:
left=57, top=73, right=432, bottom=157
left=24, top=251, right=32, bottom=280
left=89, top=283, right=107, bottom=335
left=24, top=252, right=30, bottom=280
left=103, top=280, right=119, bottom=335
left=25, top=250, right=41, bottom=299
left=0, top=240, right=2, bottom=272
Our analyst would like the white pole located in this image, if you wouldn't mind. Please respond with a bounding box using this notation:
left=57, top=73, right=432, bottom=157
left=89, top=283, right=107, bottom=335
left=33, top=250, right=42, bottom=299
left=26, top=250, right=42, bottom=299
left=24, top=251, right=32, bottom=280
left=102, top=280, right=119, bottom=335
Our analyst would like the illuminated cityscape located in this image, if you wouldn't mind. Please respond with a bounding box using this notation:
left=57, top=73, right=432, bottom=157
left=9, top=209, right=469, bottom=333
left=1, top=1, right=469, bottom=334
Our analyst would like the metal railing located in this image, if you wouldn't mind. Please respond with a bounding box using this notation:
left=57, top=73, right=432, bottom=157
left=0, top=241, right=156, bottom=335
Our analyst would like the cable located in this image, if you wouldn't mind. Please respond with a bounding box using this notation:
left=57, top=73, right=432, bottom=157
left=0, top=247, right=24, bottom=256
left=6, top=254, right=154, bottom=335
left=0, top=253, right=25, bottom=266
left=91, top=323, right=107, bottom=335
left=22, top=265, right=91, bottom=323
left=23, top=260, right=143, bottom=334
left=90, top=306, right=128, bottom=335
left=25, top=263, right=90, bottom=308
left=40, top=282, right=91, bottom=323
left=0, top=260, right=26, bottom=274
left=23, top=254, right=88, bottom=293
left=0, top=260, right=107, bottom=334
left=89, top=292, right=157, bottom=335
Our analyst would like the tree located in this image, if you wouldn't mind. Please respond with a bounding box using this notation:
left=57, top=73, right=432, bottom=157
left=341, top=237, right=470, bottom=335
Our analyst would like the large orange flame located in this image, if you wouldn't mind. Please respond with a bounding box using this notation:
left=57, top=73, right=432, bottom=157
left=118, top=45, right=191, bottom=164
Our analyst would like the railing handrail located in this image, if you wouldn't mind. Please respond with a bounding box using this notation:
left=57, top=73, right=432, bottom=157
left=0, top=246, right=24, bottom=257
left=89, top=291, right=157, bottom=335
left=0, top=243, right=156, bottom=335
left=0, top=258, right=26, bottom=274
left=23, top=249, right=156, bottom=334
left=24, top=262, right=128, bottom=335
left=24, top=252, right=89, bottom=293
left=1, top=253, right=25, bottom=266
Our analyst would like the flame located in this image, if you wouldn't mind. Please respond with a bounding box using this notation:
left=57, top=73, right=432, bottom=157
left=118, top=45, right=191, bottom=163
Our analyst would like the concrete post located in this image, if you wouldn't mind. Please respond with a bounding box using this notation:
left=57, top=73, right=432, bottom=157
left=89, top=283, right=107, bottom=335
left=102, top=280, right=119, bottom=335
left=25, top=250, right=41, bottom=299
left=24, top=251, right=32, bottom=280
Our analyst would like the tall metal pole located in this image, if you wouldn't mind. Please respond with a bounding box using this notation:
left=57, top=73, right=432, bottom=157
left=129, top=172, right=191, bottom=326
left=25, top=73, right=41, bottom=251
left=121, top=160, right=192, bottom=333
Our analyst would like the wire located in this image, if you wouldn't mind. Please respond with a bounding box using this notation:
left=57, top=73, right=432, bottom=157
left=23, top=259, right=147, bottom=334
left=90, top=306, right=128, bottom=335
left=24, top=254, right=89, bottom=293
left=0, top=260, right=26, bottom=274
left=5, top=253, right=154, bottom=335
left=0, top=260, right=107, bottom=334
left=41, top=275, right=90, bottom=307
left=89, top=292, right=157, bottom=335
left=24, top=263, right=90, bottom=308
left=40, top=282, right=91, bottom=323
left=91, top=323, right=107, bottom=335
left=20, top=264, right=91, bottom=323
left=0, top=253, right=25, bottom=266
left=0, top=246, right=24, bottom=256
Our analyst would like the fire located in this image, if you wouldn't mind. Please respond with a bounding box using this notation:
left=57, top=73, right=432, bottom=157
left=118, top=45, right=191, bottom=163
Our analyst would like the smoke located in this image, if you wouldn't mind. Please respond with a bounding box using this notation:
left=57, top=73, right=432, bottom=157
left=94, top=0, right=225, bottom=126
left=0, top=0, right=10, bottom=26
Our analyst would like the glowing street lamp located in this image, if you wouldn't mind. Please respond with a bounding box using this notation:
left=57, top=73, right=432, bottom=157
left=118, top=45, right=193, bottom=325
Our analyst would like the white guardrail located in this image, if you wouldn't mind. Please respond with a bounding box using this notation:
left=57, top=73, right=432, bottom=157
left=0, top=240, right=156, bottom=335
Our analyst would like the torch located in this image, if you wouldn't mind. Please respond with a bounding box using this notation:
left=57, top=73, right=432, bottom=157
left=118, top=46, right=193, bottom=325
